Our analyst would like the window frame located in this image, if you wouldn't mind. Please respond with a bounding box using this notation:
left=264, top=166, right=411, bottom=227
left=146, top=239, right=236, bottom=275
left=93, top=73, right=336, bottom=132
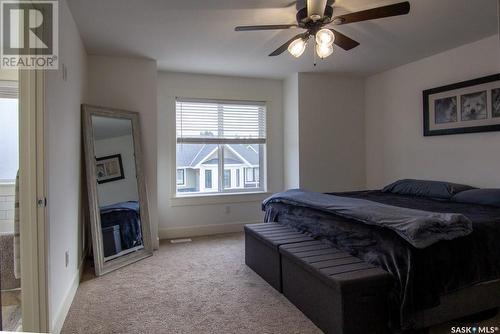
left=174, top=98, right=267, bottom=198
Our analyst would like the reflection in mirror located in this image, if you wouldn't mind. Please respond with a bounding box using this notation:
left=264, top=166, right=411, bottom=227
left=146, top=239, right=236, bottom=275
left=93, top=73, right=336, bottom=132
left=92, top=116, right=144, bottom=261
left=83, top=104, right=152, bottom=276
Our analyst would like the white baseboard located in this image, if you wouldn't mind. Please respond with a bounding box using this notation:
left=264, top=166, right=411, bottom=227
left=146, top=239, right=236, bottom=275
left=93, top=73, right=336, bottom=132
left=159, top=221, right=261, bottom=240
left=51, top=261, right=83, bottom=334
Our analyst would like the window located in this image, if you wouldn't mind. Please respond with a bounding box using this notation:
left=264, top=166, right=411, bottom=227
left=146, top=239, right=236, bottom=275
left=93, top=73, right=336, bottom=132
left=245, top=167, right=255, bottom=182
left=205, top=170, right=212, bottom=189
left=176, top=98, right=266, bottom=195
left=244, top=167, right=259, bottom=188
left=224, top=169, right=231, bottom=188
left=176, top=169, right=185, bottom=186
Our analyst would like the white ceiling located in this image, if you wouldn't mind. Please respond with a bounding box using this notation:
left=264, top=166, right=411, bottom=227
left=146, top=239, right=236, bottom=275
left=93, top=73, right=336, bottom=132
left=67, top=0, right=499, bottom=79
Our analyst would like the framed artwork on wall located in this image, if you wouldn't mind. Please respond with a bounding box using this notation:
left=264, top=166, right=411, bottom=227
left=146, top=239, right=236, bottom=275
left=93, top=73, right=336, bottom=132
left=423, top=74, right=500, bottom=136
left=96, top=154, right=125, bottom=184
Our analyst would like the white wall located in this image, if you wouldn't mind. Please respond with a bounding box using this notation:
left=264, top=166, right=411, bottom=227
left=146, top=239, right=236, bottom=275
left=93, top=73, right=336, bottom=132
left=365, top=35, right=500, bottom=189
left=283, top=73, right=300, bottom=189
left=283, top=73, right=366, bottom=193
left=87, top=56, right=158, bottom=248
left=298, top=73, right=366, bottom=192
left=95, top=135, right=139, bottom=206
left=157, top=72, right=283, bottom=237
left=45, top=0, right=87, bottom=331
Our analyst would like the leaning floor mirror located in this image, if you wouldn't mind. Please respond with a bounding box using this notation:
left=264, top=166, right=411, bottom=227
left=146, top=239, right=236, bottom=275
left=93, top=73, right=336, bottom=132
left=82, top=104, right=153, bottom=276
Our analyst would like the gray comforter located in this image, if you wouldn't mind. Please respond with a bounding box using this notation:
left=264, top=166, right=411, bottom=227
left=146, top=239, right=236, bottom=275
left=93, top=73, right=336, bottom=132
left=263, top=189, right=473, bottom=248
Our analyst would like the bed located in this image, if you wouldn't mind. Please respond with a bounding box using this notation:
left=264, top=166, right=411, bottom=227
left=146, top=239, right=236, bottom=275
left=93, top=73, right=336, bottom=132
left=262, top=181, right=500, bottom=331
left=100, top=201, right=143, bottom=250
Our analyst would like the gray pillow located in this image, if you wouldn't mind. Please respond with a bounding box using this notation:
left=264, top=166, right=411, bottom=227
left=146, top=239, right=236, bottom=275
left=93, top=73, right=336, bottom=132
left=382, top=179, right=474, bottom=200
left=452, top=189, right=500, bottom=207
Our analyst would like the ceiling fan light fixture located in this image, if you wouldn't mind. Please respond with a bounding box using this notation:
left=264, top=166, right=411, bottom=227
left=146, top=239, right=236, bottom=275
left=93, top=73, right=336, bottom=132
left=235, top=1, right=410, bottom=58
left=315, top=28, right=335, bottom=46
left=316, top=43, right=333, bottom=59
left=288, top=38, right=307, bottom=58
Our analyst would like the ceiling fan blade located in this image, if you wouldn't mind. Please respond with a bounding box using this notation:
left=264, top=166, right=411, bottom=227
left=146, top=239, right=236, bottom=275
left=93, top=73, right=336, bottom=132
left=307, top=0, right=328, bottom=19
left=269, top=32, right=309, bottom=56
left=332, top=1, right=410, bottom=25
left=329, top=29, right=359, bottom=51
left=235, top=24, right=297, bottom=31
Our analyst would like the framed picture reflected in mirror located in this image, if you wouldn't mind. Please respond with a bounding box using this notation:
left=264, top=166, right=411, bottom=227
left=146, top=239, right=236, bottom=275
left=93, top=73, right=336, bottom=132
left=96, top=154, right=124, bottom=184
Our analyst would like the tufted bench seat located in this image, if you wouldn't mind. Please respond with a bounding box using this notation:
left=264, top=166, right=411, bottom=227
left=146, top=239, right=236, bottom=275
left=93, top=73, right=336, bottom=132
left=280, top=241, right=393, bottom=333
left=244, top=223, right=313, bottom=291
left=244, top=222, right=393, bottom=334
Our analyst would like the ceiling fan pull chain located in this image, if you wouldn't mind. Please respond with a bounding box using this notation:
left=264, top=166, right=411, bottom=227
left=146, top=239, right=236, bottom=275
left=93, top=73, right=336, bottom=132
left=313, top=40, right=317, bottom=67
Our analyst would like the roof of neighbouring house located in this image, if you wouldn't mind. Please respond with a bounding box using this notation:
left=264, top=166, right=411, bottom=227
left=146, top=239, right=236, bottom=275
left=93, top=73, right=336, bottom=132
left=176, top=144, right=259, bottom=168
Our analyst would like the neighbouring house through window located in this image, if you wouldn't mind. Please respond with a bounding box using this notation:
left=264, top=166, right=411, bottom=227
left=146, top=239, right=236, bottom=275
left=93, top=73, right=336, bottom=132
left=175, top=98, right=266, bottom=195
left=176, top=169, right=185, bottom=186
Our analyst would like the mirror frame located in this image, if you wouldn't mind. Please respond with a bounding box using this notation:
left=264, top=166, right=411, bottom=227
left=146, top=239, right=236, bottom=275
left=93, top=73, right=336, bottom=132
left=82, top=104, right=153, bottom=276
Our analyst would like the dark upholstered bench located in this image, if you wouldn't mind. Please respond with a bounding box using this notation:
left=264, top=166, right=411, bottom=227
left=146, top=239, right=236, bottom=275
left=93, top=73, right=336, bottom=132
left=244, top=222, right=393, bottom=334
left=280, top=242, right=393, bottom=334
left=244, top=223, right=314, bottom=291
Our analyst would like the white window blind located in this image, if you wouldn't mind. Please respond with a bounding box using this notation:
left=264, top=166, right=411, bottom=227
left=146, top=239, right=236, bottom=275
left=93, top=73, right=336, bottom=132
left=176, top=98, right=266, bottom=144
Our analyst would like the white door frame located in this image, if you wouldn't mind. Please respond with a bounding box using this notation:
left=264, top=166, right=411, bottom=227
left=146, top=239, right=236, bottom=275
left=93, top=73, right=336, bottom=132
left=18, top=67, right=49, bottom=333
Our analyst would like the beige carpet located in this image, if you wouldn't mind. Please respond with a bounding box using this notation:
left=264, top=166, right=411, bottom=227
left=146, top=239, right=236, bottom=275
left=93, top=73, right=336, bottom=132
left=62, top=233, right=500, bottom=334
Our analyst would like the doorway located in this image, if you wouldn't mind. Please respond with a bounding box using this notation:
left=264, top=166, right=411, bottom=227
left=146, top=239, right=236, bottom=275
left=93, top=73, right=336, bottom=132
left=0, top=70, right=21, bottom=331
left=0, top=68, right=48, bottom=332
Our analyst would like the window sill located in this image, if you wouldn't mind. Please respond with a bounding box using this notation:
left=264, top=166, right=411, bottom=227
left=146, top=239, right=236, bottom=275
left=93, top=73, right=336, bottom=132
left=170, top=191, right=271, bottom=207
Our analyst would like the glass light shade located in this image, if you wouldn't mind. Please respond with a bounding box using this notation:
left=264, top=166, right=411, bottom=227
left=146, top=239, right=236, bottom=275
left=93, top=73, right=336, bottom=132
left=315, top=29, right=335, bottom=46
left=316, top=43, right=333, bottom=59
left=288, top=38, right=307, bottom=58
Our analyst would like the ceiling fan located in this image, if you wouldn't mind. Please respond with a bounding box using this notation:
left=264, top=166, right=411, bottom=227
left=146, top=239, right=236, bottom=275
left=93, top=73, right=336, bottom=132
left=235, top=0, right=410, bottom=59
